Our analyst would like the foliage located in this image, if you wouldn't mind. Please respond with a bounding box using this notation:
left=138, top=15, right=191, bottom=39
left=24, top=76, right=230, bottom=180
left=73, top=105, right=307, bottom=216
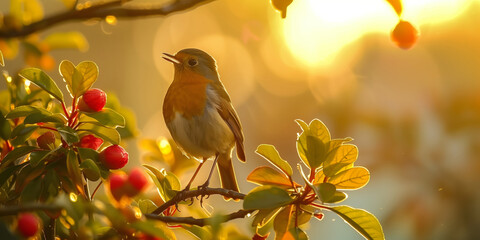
left=243, top=119, right=383, bottom=239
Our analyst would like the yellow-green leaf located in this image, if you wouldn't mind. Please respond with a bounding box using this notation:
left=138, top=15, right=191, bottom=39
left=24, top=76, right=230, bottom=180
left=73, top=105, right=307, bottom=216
left=328, top=167, right=370, bottom=190
left=44, top=32, right=88, bottom=51
left=329, top=206, right=385, bottom=240
left=323, top=144, right=358, bottom=177
left=273, top=205, right=293, bottom=240
left=77, top=123, right=120, bottom=145
left=19, top=68, right=64, bottom=102
left=80, top=108, right=125, bottom=128
left=315, top=182, right=336, bottom=203
left=256, top=144, right=293, bottom=176
left=247, top=166, right=294, bottom=188
left=59, top=60, right=77, bottom=97
left=308, top=119, right=331, bottom=142
left=66, top=149, right=84, bottom=195
left=386, top=0, right=402, bottom=17
left=75, top=61, right=98, bottom=94
left=252, top=207, right=282, bottom=228
left=243, top=185, right=293, bottom=210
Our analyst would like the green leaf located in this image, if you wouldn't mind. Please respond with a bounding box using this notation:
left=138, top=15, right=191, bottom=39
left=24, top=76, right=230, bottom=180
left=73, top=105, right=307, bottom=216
left=10, top=124, right=38, bottom=146
left=6, top=105, right=51, bottom=119
left=66, top=149, right=84, bottom=195
left=252, top=207, right=282, bottom=228
left=323, top=144, right=358, bottom=177
left=21, top=176, right=43, bottom=203
left=77, top=147, right=99, bottom=162
left=0, top=164, right=25, bottom=188
left=315, top=183, right=336, bottom=203
left=324, top=191, right=348, bottom=204
left=328, top=167, right=370, bottom=190
left=247, top=166, right=295, bottom=189
left=287, top=227, right=309, bottom=240
left=144, top=164, right=180, bottom=202
left=138, top=199, right=158, bottom=214
left=296, top=119, right=331, bottom=170
left=256, top=144, right=293, bottom=176
left=29, top=149, right=52, bottom=167
left=243, top=185, right=293, bottom=210
left=18, top=68, right=64, bottom=102
left=24, top=111, right=65, bottom=124
left=182, top=224, right=212, bottom=240
left=77, top=123, right=120, bottom=145
left=329, top=206, right=385, bottom=240
left=43, top=32, right=88, bottom=51
left=80, top=159, right=100, bottom=181
left=80, top=108, right=125, bottom=128
left=0, top=113, right=11, bottom=140
left=57, top=126, right=79, bottom=144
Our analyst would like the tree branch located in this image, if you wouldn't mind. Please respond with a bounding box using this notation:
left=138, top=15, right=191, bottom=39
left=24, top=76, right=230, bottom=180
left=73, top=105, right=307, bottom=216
left=0, top=0, right=216, bottom=39
left=151, top=187, right=246, bottom=215
left=0, top=204, right=62, bottom=216
left=145, top=209, right=254, bottom=227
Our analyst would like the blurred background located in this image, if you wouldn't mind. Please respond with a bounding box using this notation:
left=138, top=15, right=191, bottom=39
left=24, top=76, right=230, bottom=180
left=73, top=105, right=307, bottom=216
left=2, top=0, right=480, bottom=239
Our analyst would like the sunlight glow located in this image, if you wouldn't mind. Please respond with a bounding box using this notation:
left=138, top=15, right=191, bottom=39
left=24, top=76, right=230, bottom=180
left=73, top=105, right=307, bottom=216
left=283, top=0, right=470, bottom=66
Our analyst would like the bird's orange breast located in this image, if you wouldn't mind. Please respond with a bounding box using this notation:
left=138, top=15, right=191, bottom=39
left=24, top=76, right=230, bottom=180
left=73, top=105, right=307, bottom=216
left=163, top=69, right=212, bottom=123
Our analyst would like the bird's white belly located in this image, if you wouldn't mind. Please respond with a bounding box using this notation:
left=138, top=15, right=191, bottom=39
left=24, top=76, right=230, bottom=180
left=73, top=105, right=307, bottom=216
left=167, top=104, right=234, bottom=159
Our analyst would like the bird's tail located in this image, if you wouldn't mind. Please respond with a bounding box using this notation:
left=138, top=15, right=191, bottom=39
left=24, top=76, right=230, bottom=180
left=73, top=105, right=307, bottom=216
left=217, top=152, right=240, bottom=201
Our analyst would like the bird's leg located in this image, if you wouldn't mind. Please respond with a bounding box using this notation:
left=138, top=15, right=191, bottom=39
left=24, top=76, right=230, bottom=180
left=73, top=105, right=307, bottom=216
left=173, top=158, right=206, bottom=210
left=184, top=158, right=206, bottom=191
left=198, top=153, right=219, bottom=190
left=196, top=154, right=219, bottom=207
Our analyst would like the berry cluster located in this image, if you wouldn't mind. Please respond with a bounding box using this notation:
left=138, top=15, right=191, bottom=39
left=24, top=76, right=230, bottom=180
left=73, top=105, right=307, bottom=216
left=109, top=168, right=149, bottom=201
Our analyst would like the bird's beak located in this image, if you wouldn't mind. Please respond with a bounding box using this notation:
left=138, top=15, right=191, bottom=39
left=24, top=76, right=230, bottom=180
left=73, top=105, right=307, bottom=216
left=162, top=53, right=181, bottom=65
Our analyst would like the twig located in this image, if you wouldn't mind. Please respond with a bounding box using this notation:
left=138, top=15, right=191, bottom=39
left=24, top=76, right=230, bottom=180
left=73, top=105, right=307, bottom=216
left=151, top=187, right=246, bottom=215
left=0, top=204, right=62, bottom=216
left=0, top=0, right=216, bottom=38
left=145, top=209, right=254, bottom=227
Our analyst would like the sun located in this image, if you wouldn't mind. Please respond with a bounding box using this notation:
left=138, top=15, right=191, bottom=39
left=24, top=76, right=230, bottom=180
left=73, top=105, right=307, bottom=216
left=283, top=0, right=471, bottom=67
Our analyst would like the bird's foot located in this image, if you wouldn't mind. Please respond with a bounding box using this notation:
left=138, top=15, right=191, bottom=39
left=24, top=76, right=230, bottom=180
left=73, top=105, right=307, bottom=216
left=195, top=181, right=211, bottom=208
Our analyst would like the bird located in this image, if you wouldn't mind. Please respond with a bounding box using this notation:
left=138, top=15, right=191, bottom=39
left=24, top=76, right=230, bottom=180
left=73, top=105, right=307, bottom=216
left=162, top=48, right=246, bottom=198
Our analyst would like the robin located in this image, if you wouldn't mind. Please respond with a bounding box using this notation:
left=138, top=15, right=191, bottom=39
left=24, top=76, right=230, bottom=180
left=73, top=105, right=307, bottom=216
left=162, top=48, right=246, bottom=197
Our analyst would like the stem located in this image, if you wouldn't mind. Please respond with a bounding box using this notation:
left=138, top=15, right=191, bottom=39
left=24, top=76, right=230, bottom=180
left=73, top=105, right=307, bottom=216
left=61, top=102, right=70, bottom=119
left=146, top=209, right=254, bottom=227
left=0, top=204, right=62, bottom=216
left=39, top=126, right=59, bottom=132
left=43, top=218, right=56, bottom=240
left=90, top=181, right=103, bottom=200
left=152, top=187, right=246, bottom=215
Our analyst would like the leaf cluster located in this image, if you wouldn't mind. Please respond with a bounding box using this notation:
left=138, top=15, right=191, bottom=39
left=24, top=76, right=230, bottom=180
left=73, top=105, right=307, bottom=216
left=243, top=119, right=384, bottom=240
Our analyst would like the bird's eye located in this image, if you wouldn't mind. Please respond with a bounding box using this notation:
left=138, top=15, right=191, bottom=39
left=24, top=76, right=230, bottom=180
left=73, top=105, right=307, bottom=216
left=188, top=59, right=198, bottom=66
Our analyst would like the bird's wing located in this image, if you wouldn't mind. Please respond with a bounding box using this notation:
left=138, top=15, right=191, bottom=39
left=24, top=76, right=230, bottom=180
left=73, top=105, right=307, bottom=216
left=217, top=98, right=246, bottom=162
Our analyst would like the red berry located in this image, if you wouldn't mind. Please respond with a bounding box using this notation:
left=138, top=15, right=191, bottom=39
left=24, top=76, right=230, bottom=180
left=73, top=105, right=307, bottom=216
left=109, top=172, right=128, bottom=201
left=78, top=88, right=107, bottom=112
left=37, top=131, right=55, bottom=150
left=100, top=145, right=128, bottom=169
left=126, top=168, right=149, bottom=196
left=391, top=20, right=419, bottom=50
left=17, top=213, right=39, bottom=237
left=79, top=134, right=103, bottom=150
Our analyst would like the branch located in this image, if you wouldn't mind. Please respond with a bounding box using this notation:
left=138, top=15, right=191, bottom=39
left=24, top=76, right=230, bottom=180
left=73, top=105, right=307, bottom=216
left=145, top=209, right=254, bottom=227
left=151, top=187, right=246, bottom=215
left=0, top=204, right=63, bottom=216
left=0, top=0, right=216, bottom=38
